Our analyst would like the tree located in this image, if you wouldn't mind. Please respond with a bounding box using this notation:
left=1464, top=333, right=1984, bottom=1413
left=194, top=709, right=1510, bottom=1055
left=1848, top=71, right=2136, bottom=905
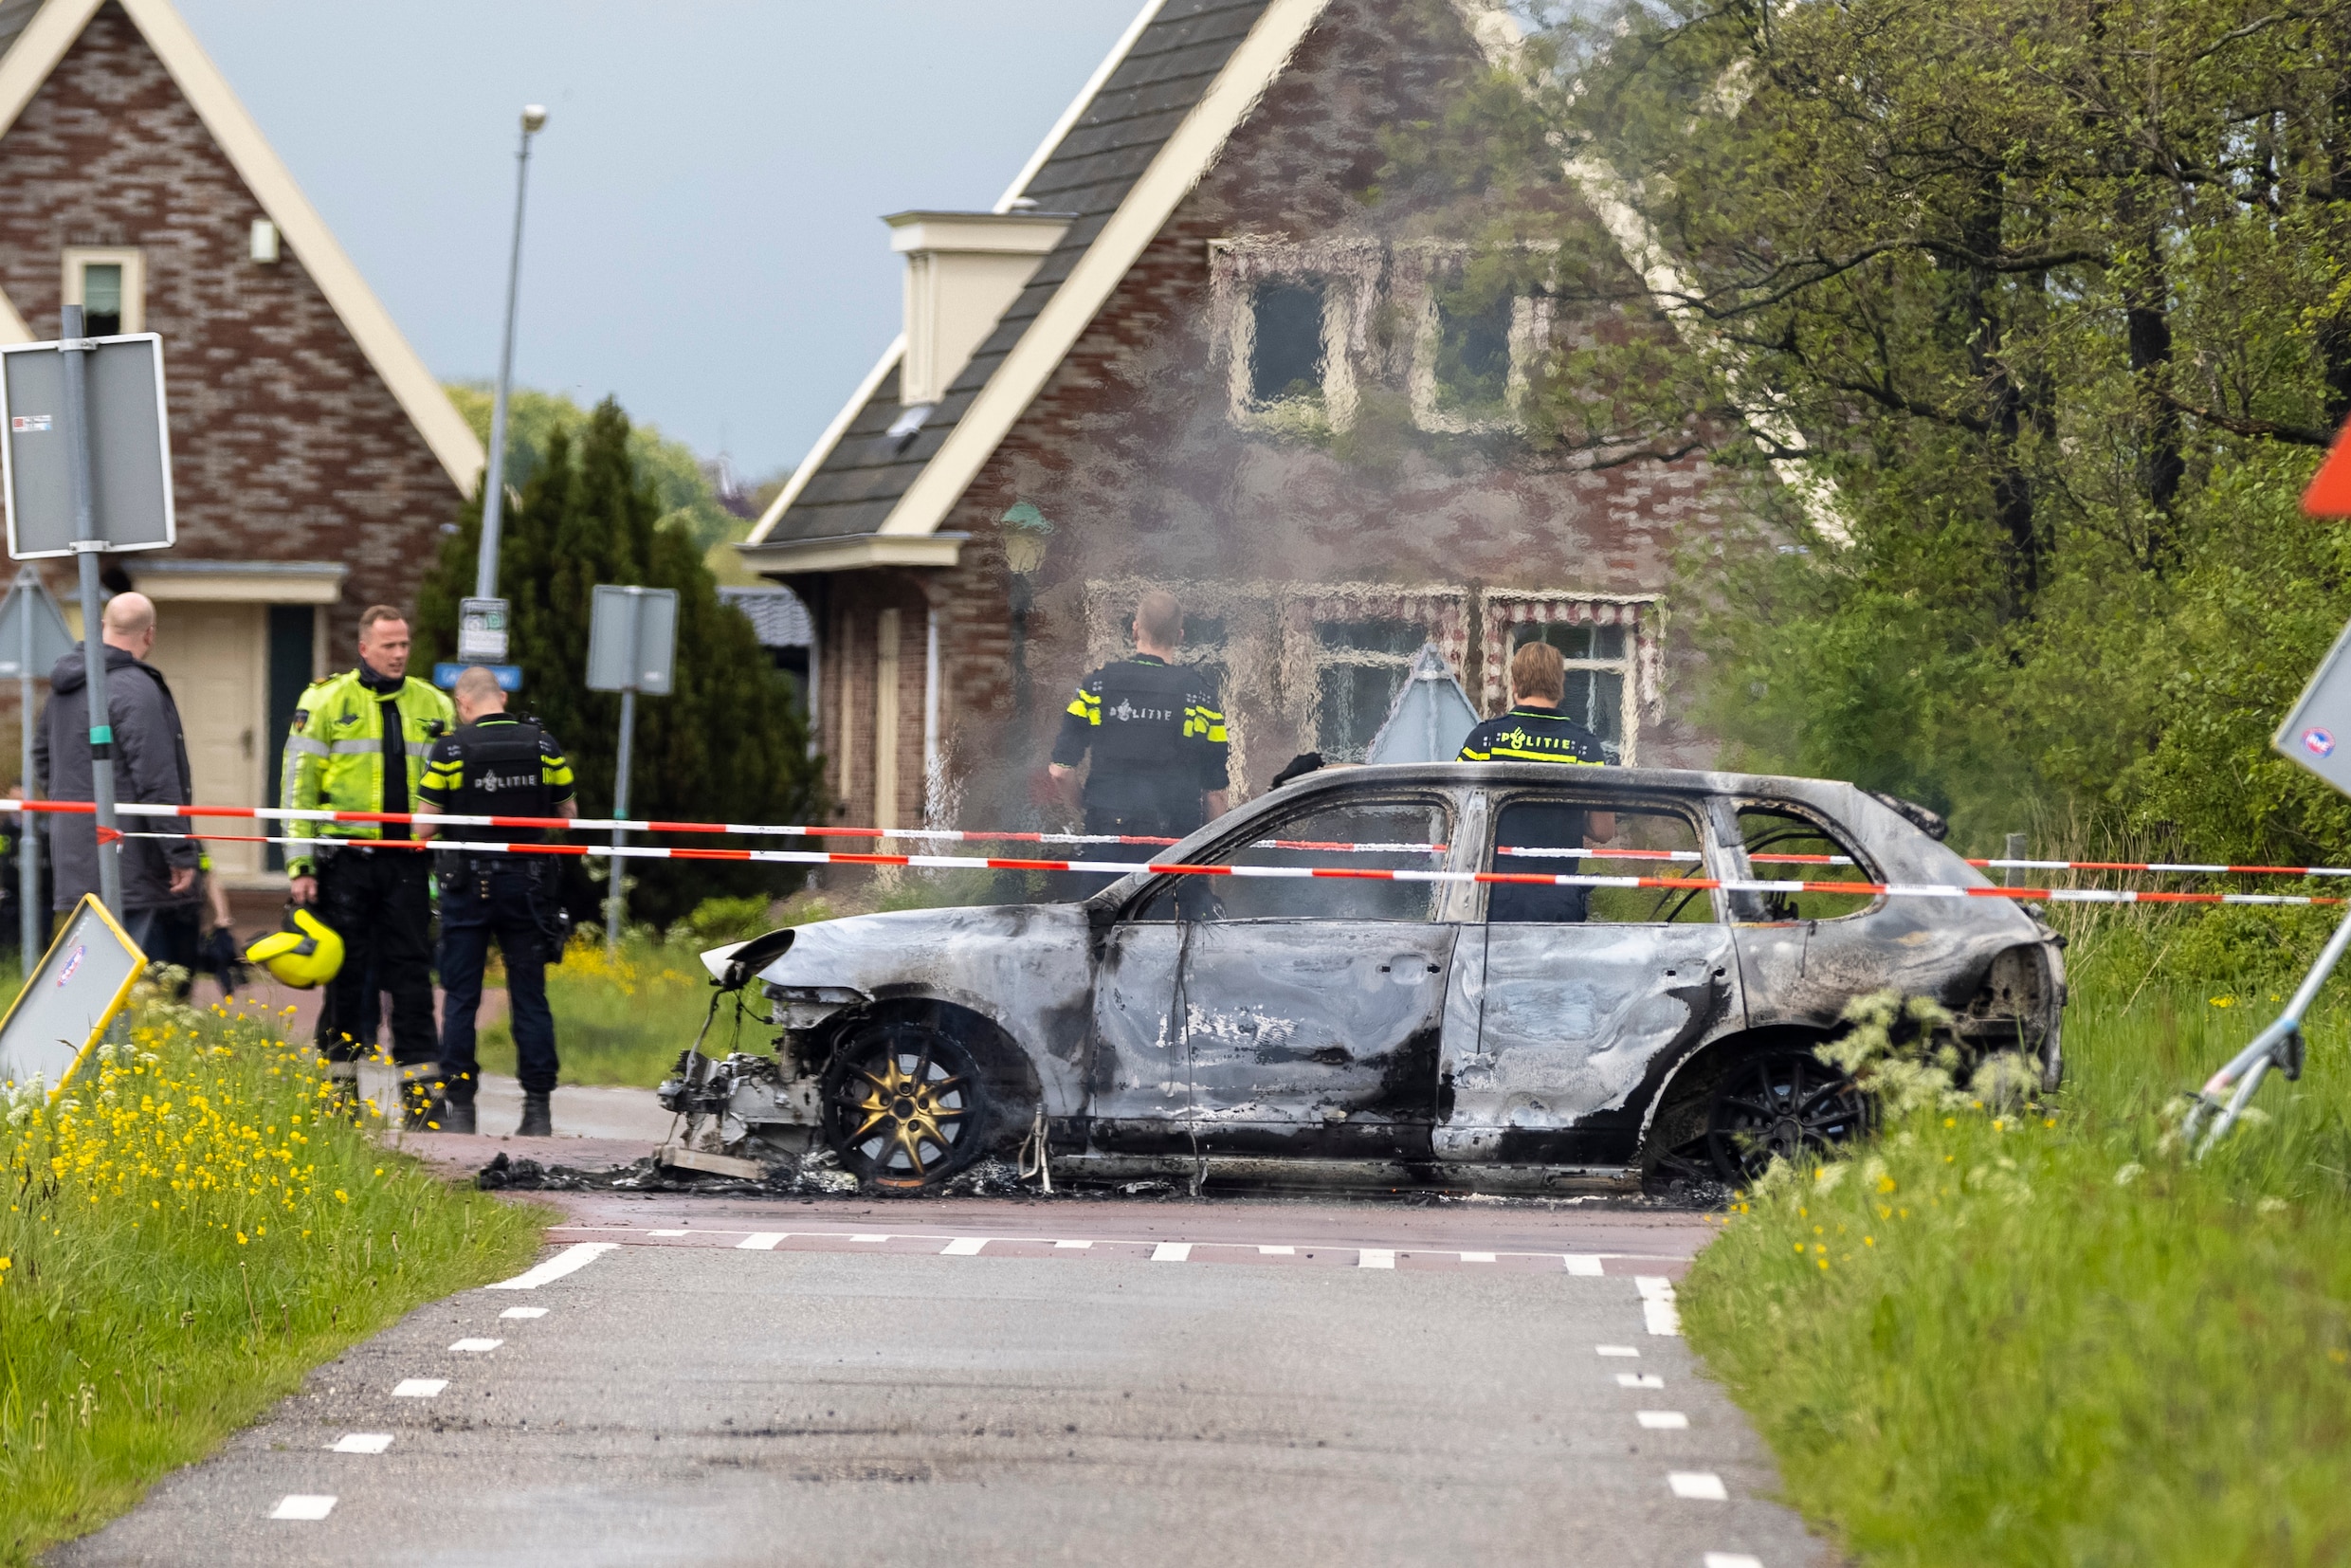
left=416, top=396, right=821, bottom=926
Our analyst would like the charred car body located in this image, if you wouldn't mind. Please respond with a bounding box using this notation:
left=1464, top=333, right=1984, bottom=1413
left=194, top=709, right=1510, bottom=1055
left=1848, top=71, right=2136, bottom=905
left=668, top=764, right=2066, bottom=1192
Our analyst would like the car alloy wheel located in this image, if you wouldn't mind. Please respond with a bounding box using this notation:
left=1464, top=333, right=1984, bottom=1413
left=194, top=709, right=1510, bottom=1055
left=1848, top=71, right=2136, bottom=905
left=822, top=1020, right=988, bottom=1190
left=1704, top=1046, right=1868, bottom=1184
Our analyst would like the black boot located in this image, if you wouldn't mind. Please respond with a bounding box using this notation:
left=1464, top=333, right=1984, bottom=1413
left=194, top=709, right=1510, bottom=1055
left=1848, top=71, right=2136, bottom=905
left=518, top=1091, right=552, bottom=1138
left=435, top=1098, right=477, bottom=1135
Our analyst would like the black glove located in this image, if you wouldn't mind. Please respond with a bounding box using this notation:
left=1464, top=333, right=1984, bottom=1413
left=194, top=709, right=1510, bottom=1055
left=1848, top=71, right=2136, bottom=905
left=1271, top=752, right=1325, bottom=789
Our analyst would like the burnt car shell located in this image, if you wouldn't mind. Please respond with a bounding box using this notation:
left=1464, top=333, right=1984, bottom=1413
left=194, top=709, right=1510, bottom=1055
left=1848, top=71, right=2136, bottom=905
left=702, top=764, right=2065, bottom=1187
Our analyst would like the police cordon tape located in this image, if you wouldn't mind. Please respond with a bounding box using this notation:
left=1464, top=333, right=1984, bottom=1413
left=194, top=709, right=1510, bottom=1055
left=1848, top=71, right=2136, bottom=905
left=6, top=798, right=2349, bottom=881
left=107, top=829, right=2349, bottom=907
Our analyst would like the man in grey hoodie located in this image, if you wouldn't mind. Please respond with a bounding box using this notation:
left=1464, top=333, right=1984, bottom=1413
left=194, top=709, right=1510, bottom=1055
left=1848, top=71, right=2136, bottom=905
left=33, top=592, right=199, bottom=959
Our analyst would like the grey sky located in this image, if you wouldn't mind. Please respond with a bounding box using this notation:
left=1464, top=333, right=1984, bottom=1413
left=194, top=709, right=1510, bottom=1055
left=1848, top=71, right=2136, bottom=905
left=173, top=1, right=1140, bottom=481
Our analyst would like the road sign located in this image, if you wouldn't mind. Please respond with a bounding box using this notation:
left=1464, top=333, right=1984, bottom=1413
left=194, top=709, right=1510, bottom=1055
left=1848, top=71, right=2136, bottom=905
left=586, top=584, right=677, bottom=695
left=0, top=564, right=72, bottom=680
left=1364, top=645, right=1480, bottom=765
left=2276, top=619, right=2351, bottom=795
left=0, top=335, right=174, bottom=558
left=0, top=894, right=145, bottom=1098
left=457, top=595, right=510, bottom=662
left=432, top=661, right=522, bottom=691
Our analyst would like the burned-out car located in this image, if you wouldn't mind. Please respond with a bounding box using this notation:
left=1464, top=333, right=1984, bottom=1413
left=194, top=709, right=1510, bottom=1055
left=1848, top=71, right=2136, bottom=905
left=674, top=764, right=2066, bottom=1193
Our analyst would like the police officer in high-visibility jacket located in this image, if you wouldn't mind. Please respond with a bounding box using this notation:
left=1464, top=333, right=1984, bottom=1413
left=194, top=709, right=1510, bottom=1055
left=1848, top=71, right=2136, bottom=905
left=1456, top=638, right=1615, bottom=923
left=282, top=605, right=454, bottom=1119
left=414, top=665, right=577, bottom=1137
left=1048, top=590, right=1230, bottom=848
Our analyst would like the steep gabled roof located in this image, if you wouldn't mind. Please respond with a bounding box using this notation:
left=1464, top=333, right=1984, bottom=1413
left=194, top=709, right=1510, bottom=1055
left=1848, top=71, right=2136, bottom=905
left=743, top=0, right=1325, bottom=570
left=0, top=0, right=486, bottom=494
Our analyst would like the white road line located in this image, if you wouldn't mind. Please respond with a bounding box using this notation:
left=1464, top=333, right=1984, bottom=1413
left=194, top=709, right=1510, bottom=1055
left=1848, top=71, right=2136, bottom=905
left=851, top=1234, right=890, bottom=1243
left=1358, top=1249, right=1396, bottom=1269
left=391, top=1379, right=447, bottom=1398
left=1564, top=1254, right=1606, bottom=1276
left=648, top=1230, right=689, bottom=1237
left=1151, top=1242, right=1192, bottom=1262
left=270, top=1495, right=336, bottom=1521
left=738, top=1233, right=788, bottom=1250
left=1617, top=1373, right=1665, bottom=1389
left=1637, top=1411, right=1689, bottom=1430
left=1459, top=1250, right=1496, bottom=1263
left=331, top=1434, right=392, bottom=1454
left=941, top=1237, right=989, bottom=1256
left=1669, top=1472, right=1728, bottom=1501
left=487, top=1242, right=618, bottom=1290
left=1704, top=1555, right=1764, bottom=1568
left=1054, top=1239, right=1092, bottom=1249
left=1257, top=1245, right=1295, bottom=1255
left=1595, top=1345, right=1640, bottom=1358
left=1639, top=1276, right=1684, bottom=1335
left=500, top=1307, right=547, bottom=1321
left=449, top=1339, right=502, bottom=1354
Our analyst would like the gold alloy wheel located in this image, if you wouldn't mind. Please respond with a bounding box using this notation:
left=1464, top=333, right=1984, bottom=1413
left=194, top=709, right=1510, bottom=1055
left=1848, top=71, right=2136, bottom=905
left=844, top=1048, right=968, bottom=1177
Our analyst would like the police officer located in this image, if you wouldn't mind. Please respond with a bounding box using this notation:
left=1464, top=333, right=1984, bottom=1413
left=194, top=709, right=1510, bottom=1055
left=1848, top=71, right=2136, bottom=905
left=414, top=665, right=576, bottom=1136
left=1048, top=590, right=1229, bottom=849
left=283, top=605, right=454, bottom=1119
left=1457, top=638, right=1615, bottom=922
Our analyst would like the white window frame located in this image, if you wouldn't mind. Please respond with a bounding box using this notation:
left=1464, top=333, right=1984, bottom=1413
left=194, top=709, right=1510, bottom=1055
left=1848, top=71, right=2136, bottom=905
left=1479, top=592, right=1660, bottom=765
left=1280, top=585, right=1471, bottom=762
left=62, top=246, right=146, bottom=335
left=1208, top=238, right=1379, bottom=436
left=1395, top=245, right=1553, bottom=435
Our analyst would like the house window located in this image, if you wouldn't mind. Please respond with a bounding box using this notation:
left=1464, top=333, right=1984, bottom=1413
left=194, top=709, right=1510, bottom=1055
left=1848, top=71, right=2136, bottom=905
left=62, top=247, right=145, bottom=336
left=1312, top=618, right=1428, bottom=762
left=1249, top=282, right=1327, bottom=405
left=1432, top=292, right=1515, bottom=414
left=1404, top=250, right=1552, bottom=434
left=1212, top=239, right=1375, bottom=434
left=1509, top=621, right=1631, bottom=757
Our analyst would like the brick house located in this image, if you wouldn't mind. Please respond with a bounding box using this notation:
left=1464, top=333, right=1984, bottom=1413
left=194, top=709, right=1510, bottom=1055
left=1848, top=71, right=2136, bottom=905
left=0, top=0, right=483, bottom=885
left=745, top=0, right=1775, bottom=837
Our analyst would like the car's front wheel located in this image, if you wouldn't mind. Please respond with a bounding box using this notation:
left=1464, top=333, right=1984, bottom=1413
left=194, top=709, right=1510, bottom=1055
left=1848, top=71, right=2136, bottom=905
left=821, top=1017, right=992, bottom=1191
left=1704, top=1046, right=1868, bottom=1183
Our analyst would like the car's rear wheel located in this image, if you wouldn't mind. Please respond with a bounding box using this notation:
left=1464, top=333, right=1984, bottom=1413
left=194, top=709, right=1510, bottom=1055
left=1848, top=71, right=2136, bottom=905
left=1704, top=1046, right=1868, bottom=1183
left=821, top=1017, right=992, bottom=1191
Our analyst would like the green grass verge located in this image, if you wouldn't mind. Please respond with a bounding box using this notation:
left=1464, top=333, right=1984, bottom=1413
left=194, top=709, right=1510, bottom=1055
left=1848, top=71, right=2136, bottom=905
left=475, top=937, right=720, bottom=1087
left=1685, top=923, right=2351, bottom=1564
left=0, top=990, right=546, bottom=1563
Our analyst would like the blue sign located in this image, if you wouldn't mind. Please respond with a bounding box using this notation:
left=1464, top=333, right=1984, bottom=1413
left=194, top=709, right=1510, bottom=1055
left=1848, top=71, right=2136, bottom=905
left=432, top=662, right=522, bottom=692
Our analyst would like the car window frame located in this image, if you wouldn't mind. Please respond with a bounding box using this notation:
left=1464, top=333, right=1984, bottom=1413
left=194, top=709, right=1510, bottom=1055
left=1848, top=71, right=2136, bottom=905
left=1479, top=786, right=1725, bottom=926
left=1717, top=793, right=1888, bottom=923
left=1111, top=784, right=1470, bottom=925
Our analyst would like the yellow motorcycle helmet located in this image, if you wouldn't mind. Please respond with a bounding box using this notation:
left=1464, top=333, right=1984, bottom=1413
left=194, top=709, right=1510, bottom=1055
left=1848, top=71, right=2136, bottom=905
left=244, top=906, right=344, bottom=989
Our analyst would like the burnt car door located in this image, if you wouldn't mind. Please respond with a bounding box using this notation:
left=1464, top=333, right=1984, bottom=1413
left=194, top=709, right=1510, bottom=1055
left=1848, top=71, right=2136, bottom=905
left=1715, top=798, right=1888, bottom=1030
left=1436, top=790, right=1744, bottom=1166
left=1084, top=793, right=1463, bottom=1158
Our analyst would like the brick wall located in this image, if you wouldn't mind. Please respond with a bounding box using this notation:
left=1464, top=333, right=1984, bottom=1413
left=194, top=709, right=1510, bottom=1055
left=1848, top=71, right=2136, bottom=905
left=0, top=3, right=465, bottom=657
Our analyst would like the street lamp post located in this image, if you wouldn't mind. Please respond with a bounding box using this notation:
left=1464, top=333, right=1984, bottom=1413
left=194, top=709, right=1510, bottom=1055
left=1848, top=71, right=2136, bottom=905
left=475, top=104, right=547, bottom=602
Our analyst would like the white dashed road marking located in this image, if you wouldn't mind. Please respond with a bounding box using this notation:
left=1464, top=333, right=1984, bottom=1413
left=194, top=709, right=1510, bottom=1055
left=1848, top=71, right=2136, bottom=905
left=500, top=1306, right=547, bottom=1320
left=1459, top=1250, right=1496, bottom=1263
left=1705, top=1556, right=1765, bottom=1568
left=1669, top=1472, right=1729, bottom=1502
left=1258, top=1245, right=1295, bottom=1255
left=737, top=1233, right=787, bottom=1250
left=850, top=1234, right=889, bottom=1243
left=487, top=1242, right=618, bottom=1290
left=941, top=1237, right=989, bottom=1256
left=391, top=1379, right=447, bottom=1399
left=330, top=1434, right=392, bottom=1454
left=1595, top=1345, right=1639, bottom=1358
left=1637, top=1411, right=1689, bottom=1429
left=1054, top=1239, right=1092, bottom=1249
left=449, top=1339, right=502, bottom=1354
left=269, top=1495, right=336, bottom=1521
left=1617, top=1373, right=1665, bottom=1389
left=1152, top=1242, right=1192, bottom=1263
left=1358, top=1249, right=1395, bottom=1269
left=648, top=1230, right=689, bottom=1237
left=1639, top=1275, right=1684, bottom=1336
left=1564, top=1254, right=1606, bottom=1275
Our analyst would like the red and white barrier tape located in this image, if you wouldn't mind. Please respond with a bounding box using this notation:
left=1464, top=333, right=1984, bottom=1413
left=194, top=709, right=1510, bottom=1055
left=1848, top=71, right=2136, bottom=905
left=113, top=830, right=2348, bottom=906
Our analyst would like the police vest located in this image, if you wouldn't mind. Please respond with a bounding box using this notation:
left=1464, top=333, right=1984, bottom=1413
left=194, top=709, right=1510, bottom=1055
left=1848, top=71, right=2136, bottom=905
left=440, top=720, right=553, bottom=841
left=1090, top=658, right=1196, bottom=775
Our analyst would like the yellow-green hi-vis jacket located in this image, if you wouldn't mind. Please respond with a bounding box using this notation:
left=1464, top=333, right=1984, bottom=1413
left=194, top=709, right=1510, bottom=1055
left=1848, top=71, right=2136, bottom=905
left=281, top=669, right=455, bottom=877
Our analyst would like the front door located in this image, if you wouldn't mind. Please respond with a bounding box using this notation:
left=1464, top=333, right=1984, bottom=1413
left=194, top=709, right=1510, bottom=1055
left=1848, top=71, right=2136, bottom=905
left=145, top=602, right=267, bottom=876
left=1437, top=794, right=1743, bottom=1167
left=1084, top=793, right=1462, bottom=1158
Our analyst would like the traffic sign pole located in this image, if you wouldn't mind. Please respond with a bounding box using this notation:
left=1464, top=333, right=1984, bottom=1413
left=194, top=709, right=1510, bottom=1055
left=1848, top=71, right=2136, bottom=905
left=18, top=581, right=35, bottom=969
left=608, top=684, right=635, bottom=958
left=58, top=307, right=119, bottom=917
left=585, top=583, right=677, bottom=957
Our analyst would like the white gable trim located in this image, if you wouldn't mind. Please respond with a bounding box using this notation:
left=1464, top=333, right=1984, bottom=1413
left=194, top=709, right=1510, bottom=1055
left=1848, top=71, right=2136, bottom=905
left=745, top=333, right=906, bottom=547
left=993, top=0, right=1169, bottom=214
left=875, top=0, right=1333, bottom=541
left=0, top=0, right=486, bottom=495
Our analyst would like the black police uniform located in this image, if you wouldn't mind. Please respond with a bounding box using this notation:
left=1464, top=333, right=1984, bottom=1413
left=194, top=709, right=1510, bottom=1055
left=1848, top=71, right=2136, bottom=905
left=1050, top=654, right=1229, bottom=840
left=419, top=716, right=575, bottom=1105
left=1457, top=703, right=1612, bottom=922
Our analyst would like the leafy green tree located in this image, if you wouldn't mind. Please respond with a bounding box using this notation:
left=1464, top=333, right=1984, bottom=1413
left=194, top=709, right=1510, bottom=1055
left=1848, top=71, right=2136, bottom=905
left=417, top=396, right=821, bottom=925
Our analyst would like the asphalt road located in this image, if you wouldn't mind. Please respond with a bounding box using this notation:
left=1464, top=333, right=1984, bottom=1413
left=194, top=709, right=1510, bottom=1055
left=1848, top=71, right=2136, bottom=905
left=55, top=1197, right=1826, bottom=1568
